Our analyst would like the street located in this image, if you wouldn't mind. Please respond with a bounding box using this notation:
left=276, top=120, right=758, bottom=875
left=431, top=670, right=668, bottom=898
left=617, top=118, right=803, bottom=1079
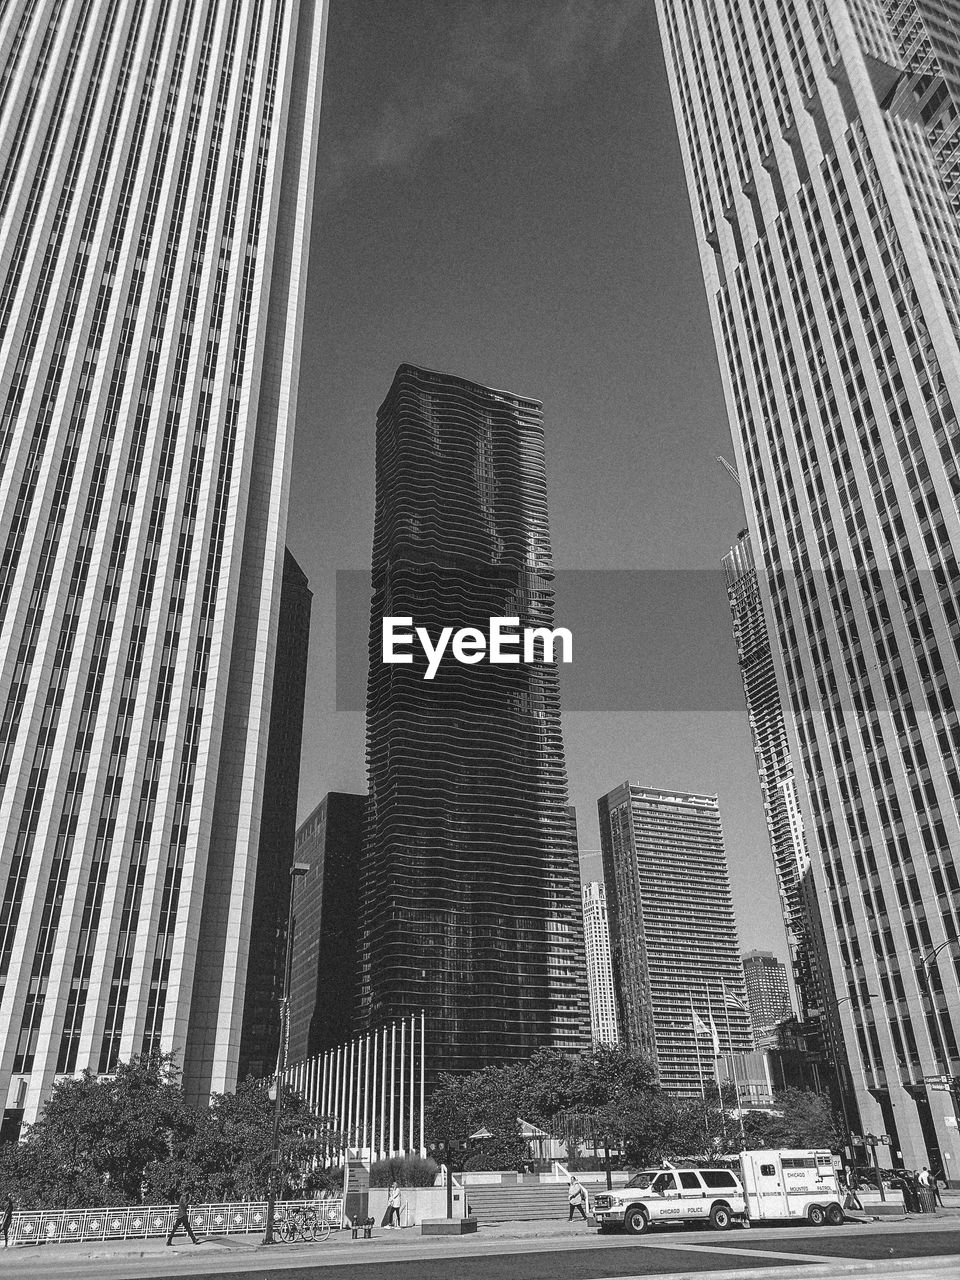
left=4, top=1219, right=959, bottom=1280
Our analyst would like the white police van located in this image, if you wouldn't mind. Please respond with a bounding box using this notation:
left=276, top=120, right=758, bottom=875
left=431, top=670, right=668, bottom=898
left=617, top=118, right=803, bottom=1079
left=592, top=1149, right=844, bottom=1234
left=591, top=1164, right=745, bottom=1235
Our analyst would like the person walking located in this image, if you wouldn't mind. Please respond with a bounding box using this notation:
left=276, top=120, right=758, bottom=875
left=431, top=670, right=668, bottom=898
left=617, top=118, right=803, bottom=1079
left=567, top=1176, right=588, bottom=1222
left=165, top=1190, right=199, bottom=1246
left=1, top=1195, right=12, bottom=1249
left=931, top=1164, right=947, bottom=1207
left=842, top=1168, right=864, bottom=1213
left=383, top=1181, right=402, bottom=1228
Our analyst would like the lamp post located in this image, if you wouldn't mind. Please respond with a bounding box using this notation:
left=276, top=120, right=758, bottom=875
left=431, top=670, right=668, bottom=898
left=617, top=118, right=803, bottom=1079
left=917, top=940, right=960, bottom=1138
left=825, top=991, right=877, bottom=1164
left=262, top=861, right=310, bottom=1246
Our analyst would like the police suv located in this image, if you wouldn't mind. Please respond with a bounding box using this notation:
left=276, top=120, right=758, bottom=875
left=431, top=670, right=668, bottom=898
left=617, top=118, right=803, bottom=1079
left=591, top=1165, right=745, bottom=1235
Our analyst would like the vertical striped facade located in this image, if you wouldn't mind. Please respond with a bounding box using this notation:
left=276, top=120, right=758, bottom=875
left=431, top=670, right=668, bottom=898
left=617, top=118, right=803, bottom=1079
left=655, top=0, right=960, bottom=1171
left=0, top=0, right=328, bottom=1123
left=582, top=879, right=620, bottom=1047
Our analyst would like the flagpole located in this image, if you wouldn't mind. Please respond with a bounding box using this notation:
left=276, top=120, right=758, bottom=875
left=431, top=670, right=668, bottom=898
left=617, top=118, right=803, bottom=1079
left=721, top=984, right=746, bottom=1150
left=689, top=991, right=708, bottom=1151
left=706, top=986, right=727, bottom=1142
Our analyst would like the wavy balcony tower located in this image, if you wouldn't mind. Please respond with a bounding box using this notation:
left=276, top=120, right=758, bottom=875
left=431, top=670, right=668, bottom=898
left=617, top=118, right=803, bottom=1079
left=0, top=0, right=329, bottom=1127
left=359, top=364, right=590, bottom=1078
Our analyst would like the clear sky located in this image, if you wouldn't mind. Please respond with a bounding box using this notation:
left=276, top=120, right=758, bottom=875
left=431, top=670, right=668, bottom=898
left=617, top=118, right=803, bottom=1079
left=289, top=1, right=792, bottom=972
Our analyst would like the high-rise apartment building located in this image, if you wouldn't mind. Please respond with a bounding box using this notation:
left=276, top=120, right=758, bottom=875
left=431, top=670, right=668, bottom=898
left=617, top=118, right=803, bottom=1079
left=288, top=792, right=365, bottom=1066
left=0, top=0, right=328, bottom=1126
left=237, top=550, right=312, bottom=1082
left=723, top=532, right=832, bottom=1049
left=599, top=784, right=753, bottom=1095
left=359, top=363, right=589, bottom=1079
left=582, top=880, right=620, bottom=1047
left=742, top=949, right=793, bottom=1041
left=655, top=0, right=960, bottom=1171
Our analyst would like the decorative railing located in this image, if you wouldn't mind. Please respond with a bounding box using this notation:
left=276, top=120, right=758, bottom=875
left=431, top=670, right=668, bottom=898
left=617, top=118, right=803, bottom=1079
left=12, top=1197, right=344, bottom=1247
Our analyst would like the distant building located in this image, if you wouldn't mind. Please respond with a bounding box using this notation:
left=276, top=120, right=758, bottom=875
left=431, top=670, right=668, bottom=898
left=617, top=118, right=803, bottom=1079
left=718, top=1045, right=819, bottom=1110
left=599, top=784, right=753, bottom=1095
left=238, top=551, right=313, bottom=1080
left=288, top=793, right=366, bottom=1065
left=582, top=880, right=619, bottom=1047
left=742, top=950, right=792, bottom=1045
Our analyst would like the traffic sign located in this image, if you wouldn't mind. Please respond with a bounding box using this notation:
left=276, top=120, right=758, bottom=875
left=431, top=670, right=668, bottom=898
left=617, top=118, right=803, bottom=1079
left=924, top=1075, right=950, bottom=1084
left=879, top=1136, right=891, bottom=1145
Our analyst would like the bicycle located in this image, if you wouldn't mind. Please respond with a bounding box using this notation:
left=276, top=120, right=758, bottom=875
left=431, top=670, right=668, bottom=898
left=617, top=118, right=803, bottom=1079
left=278, top=1205, right=330, bottom=1243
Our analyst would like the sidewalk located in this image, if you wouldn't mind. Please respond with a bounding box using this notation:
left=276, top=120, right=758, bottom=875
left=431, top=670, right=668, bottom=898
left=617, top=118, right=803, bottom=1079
left=4, top=1209, right=960, bottom=1269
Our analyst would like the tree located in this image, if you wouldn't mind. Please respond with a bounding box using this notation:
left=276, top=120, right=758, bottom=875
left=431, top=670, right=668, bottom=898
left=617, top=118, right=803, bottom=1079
left=0, top=1053, right=192, bottom=1208
left=425, top=1065, right=526, bottom=1171
left=742, top=1088, right=839, bottom=1151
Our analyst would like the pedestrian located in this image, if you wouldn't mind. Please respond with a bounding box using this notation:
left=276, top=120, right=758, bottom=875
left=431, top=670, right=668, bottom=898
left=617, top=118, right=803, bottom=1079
left=901, top=1169, right=920, bottom=1214
left=567, top=1176, right=588, bottom=1222
left=382, top=1180, right=402, bottom=1228
left=932, top=1165, right=947, bottom=1207
left=1, top=1195, right=12, bottom=1249
left=843, top=1168, right=864, bottom=1213
left=165, top=1190, right=199, bottom=1246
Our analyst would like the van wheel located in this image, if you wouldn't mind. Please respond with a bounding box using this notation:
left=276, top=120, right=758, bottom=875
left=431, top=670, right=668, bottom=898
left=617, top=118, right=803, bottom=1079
left=826, top=1203, right=845, bottom=1226
left=709, top=1202, right=732, bottom=1231
left=807, top=1204, right=827, bottom=1227
left=624, top=1206, right=649, bottom=1235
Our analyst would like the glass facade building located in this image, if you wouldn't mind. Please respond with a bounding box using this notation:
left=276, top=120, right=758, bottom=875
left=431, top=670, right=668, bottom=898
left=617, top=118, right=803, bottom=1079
left=359, top=363, right=589, bottom=1080
left=742, top=949, right=794, bottom=1042
left=655, top=0, right=960, bottom=1171
left=288, top=791, right=365, bottom=1067
left=0, top=0, right=328, bottom=1124
left=598, top=784, right=753, bottom=1095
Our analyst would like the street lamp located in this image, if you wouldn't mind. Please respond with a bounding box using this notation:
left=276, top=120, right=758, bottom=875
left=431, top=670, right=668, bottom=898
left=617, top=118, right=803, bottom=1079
left=915, top=940, right=960, bottom=1141
left=824, top=991, right=877, bottom=1163
left=263, top=861, right=310, bottom=1246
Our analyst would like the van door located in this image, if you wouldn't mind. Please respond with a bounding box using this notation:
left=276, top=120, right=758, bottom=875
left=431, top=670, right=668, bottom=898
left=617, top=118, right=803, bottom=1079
left=649, top=1172, right=682, bottom=1220
left=750, top=1156, right=789, bottom=1219
left=678, top=1170, right=709, bottom=1219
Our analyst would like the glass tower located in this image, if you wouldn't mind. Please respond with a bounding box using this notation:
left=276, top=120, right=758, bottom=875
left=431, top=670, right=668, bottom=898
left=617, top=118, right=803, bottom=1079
left=0, top=0, right=328, bottom=1124
left=582, top=879, right=620, bottom=1047
left=360, top=363, right=589, bottom=1080
left=656, top=0, right=960, bottom=1172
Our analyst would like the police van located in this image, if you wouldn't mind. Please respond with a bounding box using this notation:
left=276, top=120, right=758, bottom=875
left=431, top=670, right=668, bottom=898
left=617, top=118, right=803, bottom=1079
left=591, top=1164, right=745, bottom=1234
left=591, top=1149, right=843, bottom=1234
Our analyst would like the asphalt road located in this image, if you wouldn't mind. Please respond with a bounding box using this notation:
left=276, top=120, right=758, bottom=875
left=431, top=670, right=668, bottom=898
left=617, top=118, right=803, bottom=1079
left=11, top=1224, right=960, bottom=1280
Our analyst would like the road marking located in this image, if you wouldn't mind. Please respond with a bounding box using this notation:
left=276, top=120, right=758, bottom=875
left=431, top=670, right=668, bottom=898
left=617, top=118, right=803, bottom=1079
left=625, top=1237, right=849, bottom=1264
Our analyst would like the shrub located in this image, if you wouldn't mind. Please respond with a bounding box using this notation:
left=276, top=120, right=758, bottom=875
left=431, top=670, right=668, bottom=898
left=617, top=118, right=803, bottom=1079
left=369, top=1156, right=439, bottom=1187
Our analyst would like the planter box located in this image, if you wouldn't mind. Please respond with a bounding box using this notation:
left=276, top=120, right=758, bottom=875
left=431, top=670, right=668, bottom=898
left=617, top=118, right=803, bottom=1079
left=368, top=1186, right=465, bottom=1226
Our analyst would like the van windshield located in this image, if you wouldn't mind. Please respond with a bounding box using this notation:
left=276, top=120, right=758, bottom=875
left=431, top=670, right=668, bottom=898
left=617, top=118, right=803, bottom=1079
left=624, top=1172, right=657, bottom=1190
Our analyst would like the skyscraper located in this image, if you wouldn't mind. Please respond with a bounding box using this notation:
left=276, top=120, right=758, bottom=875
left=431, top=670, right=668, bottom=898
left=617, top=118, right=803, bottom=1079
left=287, top=792, right=365, bottom=1066
left=655, top=0, right=960, bottom=1170
left=582, top=880, right=620, bottom=1047
left=742, top=950, right=793, bottom=1043
left=598, top=784, right=753, bottom=1095
left=723, top=531, right=831, bottom=1052
left=0, top=0, right=328, bottom=1125
left=360, top=363, right=589, bottom=1079
left=237, top=550, right=313, bottom=1082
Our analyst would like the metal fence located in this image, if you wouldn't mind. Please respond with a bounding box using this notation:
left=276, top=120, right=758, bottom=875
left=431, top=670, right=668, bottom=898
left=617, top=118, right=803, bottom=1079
left=11, top=1197, right=344, bottom=1247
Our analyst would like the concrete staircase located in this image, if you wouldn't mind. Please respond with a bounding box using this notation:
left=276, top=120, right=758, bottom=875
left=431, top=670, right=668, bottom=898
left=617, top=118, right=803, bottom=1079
left=464, top=1183, right=572, bottom=1224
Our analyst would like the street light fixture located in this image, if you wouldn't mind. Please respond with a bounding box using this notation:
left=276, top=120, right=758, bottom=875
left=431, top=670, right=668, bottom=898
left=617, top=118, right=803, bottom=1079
left=914, top=939, right=960, bottom=1143
left=262, top=861, right=310, bottom=1246
left=825, top=991, right=877, bottom=1165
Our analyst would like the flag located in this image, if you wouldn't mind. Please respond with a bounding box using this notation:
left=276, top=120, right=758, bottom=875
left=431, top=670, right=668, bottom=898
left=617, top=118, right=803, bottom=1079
left=708, top=1015, right=721, bottom=1058
left=722, top=987, right=748, bottom=1013
left=692, top=1012, right=710, bottom=1036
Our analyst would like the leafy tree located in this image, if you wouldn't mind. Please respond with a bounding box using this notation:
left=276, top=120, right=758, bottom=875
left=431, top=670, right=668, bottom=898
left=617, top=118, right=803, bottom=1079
left=0, top=1053, right=192, bottom=1208
left=426, top=1065, right=526, bottom=1170
left=742, top=1088, right=838, bottom=1151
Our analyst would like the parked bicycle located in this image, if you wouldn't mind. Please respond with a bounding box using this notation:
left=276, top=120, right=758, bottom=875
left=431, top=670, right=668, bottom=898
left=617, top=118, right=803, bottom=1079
left=277, top=1203, right=331, bottom=1243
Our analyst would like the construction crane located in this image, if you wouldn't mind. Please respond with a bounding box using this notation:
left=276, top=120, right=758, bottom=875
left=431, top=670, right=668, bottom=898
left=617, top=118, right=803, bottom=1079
left=716, top=454, right=741, bottom=487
